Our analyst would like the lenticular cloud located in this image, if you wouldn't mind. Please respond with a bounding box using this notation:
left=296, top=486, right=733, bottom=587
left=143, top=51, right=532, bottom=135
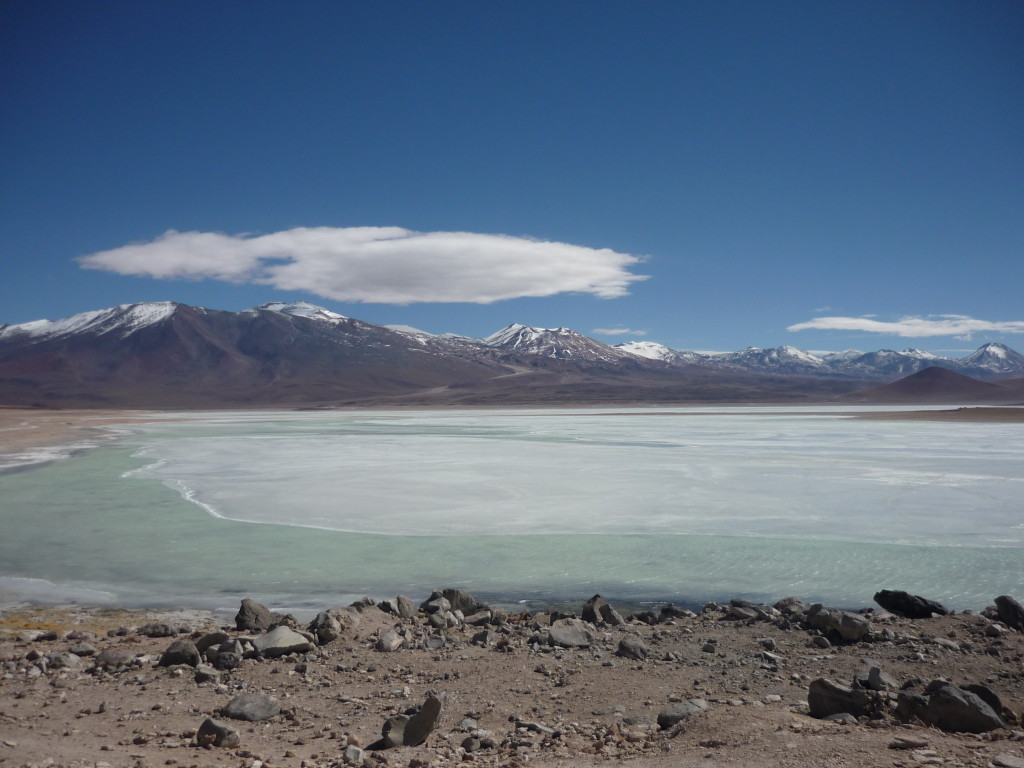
left=79, top=227, right=648, bottom=304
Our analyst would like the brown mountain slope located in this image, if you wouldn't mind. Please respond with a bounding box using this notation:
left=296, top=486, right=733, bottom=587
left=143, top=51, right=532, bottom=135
left=840, top=366, right=1016, bottom=404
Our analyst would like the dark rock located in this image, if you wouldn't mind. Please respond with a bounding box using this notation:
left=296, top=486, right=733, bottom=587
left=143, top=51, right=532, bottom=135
left=441, top=588, right=479, bottom=614
left=222, top=693, right=281, bottom=722
left=158, top=639, right=200, bottom=668
left=195, top=717, right=240, bottom=748
left=194, top=664, right=221, bottom=684
left=774, top=596, right=810, bottom=617
left=213, top=651, right=241, bottom=670
left=873, top=590, right=948, bottom=619
left=963, top=684, right=1003, bottom=715
left=372, top=694, right=443, bottom=749
left=807, top=678, right=878, bottom=719
left=235, top=598, right=285, bottom=632
left=616, top=635, right=649, bottom=661
left=403, top=693, right=443, bottom=746
left=994, top=595, right=1024, bottom=631
left=68, top=642, right=96, bottom=657
left=919, top=683, right=1006, bottom=733
left=581, top=594, right=607, bottom=624
left=599, top=602, right=626, bottom=626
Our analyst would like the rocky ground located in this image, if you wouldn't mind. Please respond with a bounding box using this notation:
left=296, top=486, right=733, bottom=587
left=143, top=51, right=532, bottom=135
left=1, top=591, right=1023, bottom=768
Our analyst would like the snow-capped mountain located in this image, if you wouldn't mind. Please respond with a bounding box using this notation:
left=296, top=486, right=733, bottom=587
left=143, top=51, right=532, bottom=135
left=715, top=345, right=827, bottom=374
left=615, top=341, right=708, bottom=366
left=2, top=300, right=1023, bottom=408
left=0, top=301, right=180, bottom=343
left=957, top=343, right=1024, bottom=376
left=482, top=323, right=632, bottom=364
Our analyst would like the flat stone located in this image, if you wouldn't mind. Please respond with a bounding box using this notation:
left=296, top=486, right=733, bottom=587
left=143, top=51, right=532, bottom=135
left=253, top=626, right=311, bottom=658
left=548, top=618, right=593, bottom=648
left=222, top=693, right=280, bottom=722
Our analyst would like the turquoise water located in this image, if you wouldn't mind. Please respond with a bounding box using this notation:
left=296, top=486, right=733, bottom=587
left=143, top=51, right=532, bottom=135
left=1, top=408, right=1022, bottom=615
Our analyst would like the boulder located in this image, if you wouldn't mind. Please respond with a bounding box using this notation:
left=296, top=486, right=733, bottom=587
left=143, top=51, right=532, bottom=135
left=253, top=626, right=312, bottom=658
left=92, top=649, right=131, bottom=671
left=158, top=638, right=200, bottom=668
left=919, top=683, right=1006, bottom=733
left=616, top=635, right=649, bottom=661
left=376, top=629, right=405, bottom=652
left=548, top=618, right=594, bottom=648
left=994, top=595, right=1024, bottom=631
left=581, top=594, right=608, bottom=624
left=308, top=611, right=342, bottom=645
left=873, top=590, right=948, bottom=618
left=195, top=631, right=230, bottom=662
left=372, top=694, right=443, bottom=749
left=235, top=598, right=288, bottom=632
left=657, top=699, right=707, bottom=729
left=137, top=622, right=177, bottom=638
left=222, top=693, right=281, bottom=722
left=195, top=717, right=240, bottom=748
left=441, top=588, right=479, bottom=614
left=807, top=678, right=878, bottom=719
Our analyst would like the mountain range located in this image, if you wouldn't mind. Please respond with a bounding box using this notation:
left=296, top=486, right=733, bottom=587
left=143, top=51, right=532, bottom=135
left=2, top=301, right=1023, bottom=408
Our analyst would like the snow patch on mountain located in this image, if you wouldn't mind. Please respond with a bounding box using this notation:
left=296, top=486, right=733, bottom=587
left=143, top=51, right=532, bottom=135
left=616, top=341, right=675, bottom=360
left=0, top=302, right=178, bottom=342
left=256, top=301, right=347, bottom=323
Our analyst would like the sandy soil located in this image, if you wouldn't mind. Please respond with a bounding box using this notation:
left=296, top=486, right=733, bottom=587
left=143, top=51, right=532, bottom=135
left=852, top=407, right=1024, bottom=423
left=0, top=408, right=157, bottom=463
left=1, top=598, right=1023, bottom=768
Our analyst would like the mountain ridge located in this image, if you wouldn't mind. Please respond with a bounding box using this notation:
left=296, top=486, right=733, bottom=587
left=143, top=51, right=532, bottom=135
left=2, top=301, right=1023, bottom=408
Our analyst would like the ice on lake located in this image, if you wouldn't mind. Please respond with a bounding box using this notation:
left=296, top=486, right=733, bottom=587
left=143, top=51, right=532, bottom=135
left=1, top=407, right=1022, bottom=615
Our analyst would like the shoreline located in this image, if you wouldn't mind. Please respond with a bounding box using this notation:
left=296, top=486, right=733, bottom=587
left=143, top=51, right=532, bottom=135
left=3, top=403, right=1022, bottom=465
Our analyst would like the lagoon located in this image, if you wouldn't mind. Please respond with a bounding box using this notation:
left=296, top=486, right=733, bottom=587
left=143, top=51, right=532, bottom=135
left=1, top=407, right=1022, bottom=615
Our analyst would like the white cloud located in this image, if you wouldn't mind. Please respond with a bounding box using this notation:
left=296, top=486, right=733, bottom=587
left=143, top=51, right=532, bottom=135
left=592, top=327, right=647, bottom=336
left=79, top=227, right=648, bottom=304
left=787, top=314, right=1024, bottom=338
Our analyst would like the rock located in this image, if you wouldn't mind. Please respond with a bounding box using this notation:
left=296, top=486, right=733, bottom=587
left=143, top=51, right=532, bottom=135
left=235, top=598, right=286, bottom=632
left=992, top=754, right=1024, bottom=768
left=441, top=588, right=479, bottom=614
left=657, top=700, right=706, bottom=729
left=46, top=652, right=81, bottom=669
left=548, top=618, right=594, bottom=648
left=213, top=651, right=242, bottom=670
left=194, top=664, right=221, bottom=684
left=873, top=590, right=948, bottom=618
left=774, top=596, right=810, bottom=616
left=833, top=612, right=870, bottom=642
left=138, top=622, right=177, bottom=638
left=308, top=611, right=342, bottom=645
left=253, top=626, right=312, bottom=658
left=343, top=744, right=365, bottom=765
left=807, top=678, right=878, bottom=719
left=402, top=693, right=443, bottom=746
left=195, top=717, right=240, bottom=748
left=599, top=602, right=626, bottom=626
left=581, top=594, right=608, bottom=624
left=376, top=629, right=405, bottom=652
left=68, top=642, right=96, bottom=657
left=158, top=639, right=200, bottom=668
left=372, top=694, right=443, bottom=749
left=195, top=632, right=230, bottom=662
left=616, top=635, right=649, bottom=661
left=222, top=693, right=281, bottom=722
left=867, top=666, right=899, bottom=692
left=889, top=736, right=930, bottom=750
left=994, top=595, right=1024, bottom=631
left=824, top=712, right=858, bottom=725
left=92, top=649, right=131, bottom=671
left=918, top=683, right=1006, bottom=733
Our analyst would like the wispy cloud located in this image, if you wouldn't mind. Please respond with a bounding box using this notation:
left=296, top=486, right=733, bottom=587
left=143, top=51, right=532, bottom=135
left=79, top=227, right=648, bottom=305
left=592, top=327, right=647, bottom=336
left=788, top=314, right=1024, bottom=339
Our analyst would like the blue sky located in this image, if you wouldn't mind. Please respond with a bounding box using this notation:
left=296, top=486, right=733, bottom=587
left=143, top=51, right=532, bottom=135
left=2, top=1, right=1022, bottom=354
